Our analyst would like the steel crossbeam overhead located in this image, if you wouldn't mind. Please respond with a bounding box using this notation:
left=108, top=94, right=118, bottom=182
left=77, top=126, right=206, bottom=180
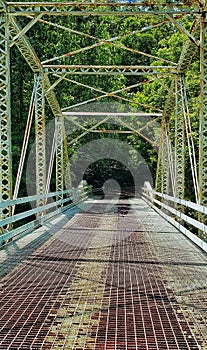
left=5, top=1, right=201, bottom=16
left=88, top=130, right=135, bottom=133
left=62, top=112, right=162, bottom=117
left=45, top=65, right=179, bottom=76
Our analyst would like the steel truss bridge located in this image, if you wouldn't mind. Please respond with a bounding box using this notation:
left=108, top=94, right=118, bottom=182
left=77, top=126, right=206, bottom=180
left=0, top=1, right=207, bottom=348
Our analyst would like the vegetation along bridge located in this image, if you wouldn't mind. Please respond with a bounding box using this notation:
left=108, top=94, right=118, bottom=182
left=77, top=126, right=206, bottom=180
left=0, top=0, right=207, bottom=348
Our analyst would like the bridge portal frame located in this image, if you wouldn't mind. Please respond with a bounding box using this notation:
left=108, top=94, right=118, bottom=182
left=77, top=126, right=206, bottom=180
left=0, top=0, right=206, bottom=229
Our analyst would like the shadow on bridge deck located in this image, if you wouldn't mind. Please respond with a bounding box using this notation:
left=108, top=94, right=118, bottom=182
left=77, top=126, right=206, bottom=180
left=0, top=198, right=206, bottom=349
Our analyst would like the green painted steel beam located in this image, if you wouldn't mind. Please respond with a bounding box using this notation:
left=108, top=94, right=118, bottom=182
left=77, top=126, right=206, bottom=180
left=8, top=17, right=71, bottom=200
left=0, top=4, right=12, bottom=224
left=0, top=189, right=74, bottom=209
left=55, top=116, right=64, bottom=200
left=174, top=75, right=185, bottom=200
left=155, top=115, right=175, bottom=195
left=162, top=125, right=171, bottom=195
left=63, top=126, right=72, bottom=190
left=45, top=65, right=178, bottom=76
left=34, top=74, right=46, bottom=211
left=163, top=18, right=200, bottom=121
left=199, top=13, right=207, bottom=225
left=0, top=0, right=7, bottom=11
left=5, top=1, right=201, bottom=16
left=0, top=188, right=86, bottom=246
left=157, top=18, right=200, bottom=196
left=177, top=18, right=201, bottom=73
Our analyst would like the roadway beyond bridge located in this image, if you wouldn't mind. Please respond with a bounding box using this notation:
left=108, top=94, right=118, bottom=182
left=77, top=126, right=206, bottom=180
left=0, top=197, right=206, bottom=350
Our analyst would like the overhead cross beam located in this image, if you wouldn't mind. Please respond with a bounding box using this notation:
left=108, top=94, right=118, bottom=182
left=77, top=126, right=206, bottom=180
left=6, top=1, right=201, bottom=16
left=62, top=112, right=162, bottom=117
left=45, top=65, right=179, bottom=76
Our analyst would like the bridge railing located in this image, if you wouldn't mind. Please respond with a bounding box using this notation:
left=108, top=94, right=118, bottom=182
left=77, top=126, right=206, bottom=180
left=0, top=187, right=88, bottom=246
left=142, top=182, right=207, bottom=253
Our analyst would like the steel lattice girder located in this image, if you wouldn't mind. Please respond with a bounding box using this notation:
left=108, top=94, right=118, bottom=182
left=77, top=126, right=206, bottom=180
left=5, top=1, right=201, bottom=16
left=45, top=65, right=179, bottom=76
left=63, top=130, right=72, bottom=190
left=0, top=11, right=12, bottom=221
left=34, top=74, right=46, bottom=209
left=158, top=18, right=200, bottom=197
left=162, top=138, right=171, bottom=195
left=163, top=18, right=200, bottom=120
left=155, top=114, right=175, bottom=196
left=174, top=75, right=185, bottom=200
left=155, top=136, right=163, bottom=193
left=199, top=13, right=207, bottom=208
left=55, top=116, right=64, bottom=200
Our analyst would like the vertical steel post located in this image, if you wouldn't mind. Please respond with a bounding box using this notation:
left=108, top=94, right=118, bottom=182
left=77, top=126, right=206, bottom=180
left=155, top=141, right=163, bottom=193
left=63, top=125, right=72, bottom=190
left=199, top=13, right=207, bottom=207
left=198, top=13, right=207, bottom=238
left=162, top=133, right=171, bottom=195
left=55, top=115, right=64, bottom=200
left=34, top=74, right=46, bottom=210
left=174, top=74, right=185, bottom=200
left=156, top=124, right=165, bottom=193
left=156, top=117, right=171, bottom=195
left=0, top=8, right=12, bottom=223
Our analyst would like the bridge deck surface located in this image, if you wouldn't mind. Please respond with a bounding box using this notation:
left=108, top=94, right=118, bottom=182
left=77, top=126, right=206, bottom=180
left=0, top=198, right=206, bottom=349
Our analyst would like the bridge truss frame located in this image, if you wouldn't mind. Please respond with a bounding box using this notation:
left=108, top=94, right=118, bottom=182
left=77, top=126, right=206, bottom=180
left=0, top=0, right=207, bottom=237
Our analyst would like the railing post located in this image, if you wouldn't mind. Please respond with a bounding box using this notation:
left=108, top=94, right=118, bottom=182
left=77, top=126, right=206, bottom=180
left=0, top=6, right=12, bottom=224
left=34, top=73, right=46, bottom=211
left=174, top=74, right=185, bottom=200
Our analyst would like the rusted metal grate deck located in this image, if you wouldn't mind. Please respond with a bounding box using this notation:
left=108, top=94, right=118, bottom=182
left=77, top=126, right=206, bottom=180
left=0, top=198, right=206, bottom=349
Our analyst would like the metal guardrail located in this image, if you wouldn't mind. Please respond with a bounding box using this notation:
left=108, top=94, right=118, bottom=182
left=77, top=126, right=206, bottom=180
left=142, top=182, right=207, bottom=253
left=0, top=187, right=88, bottom=246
